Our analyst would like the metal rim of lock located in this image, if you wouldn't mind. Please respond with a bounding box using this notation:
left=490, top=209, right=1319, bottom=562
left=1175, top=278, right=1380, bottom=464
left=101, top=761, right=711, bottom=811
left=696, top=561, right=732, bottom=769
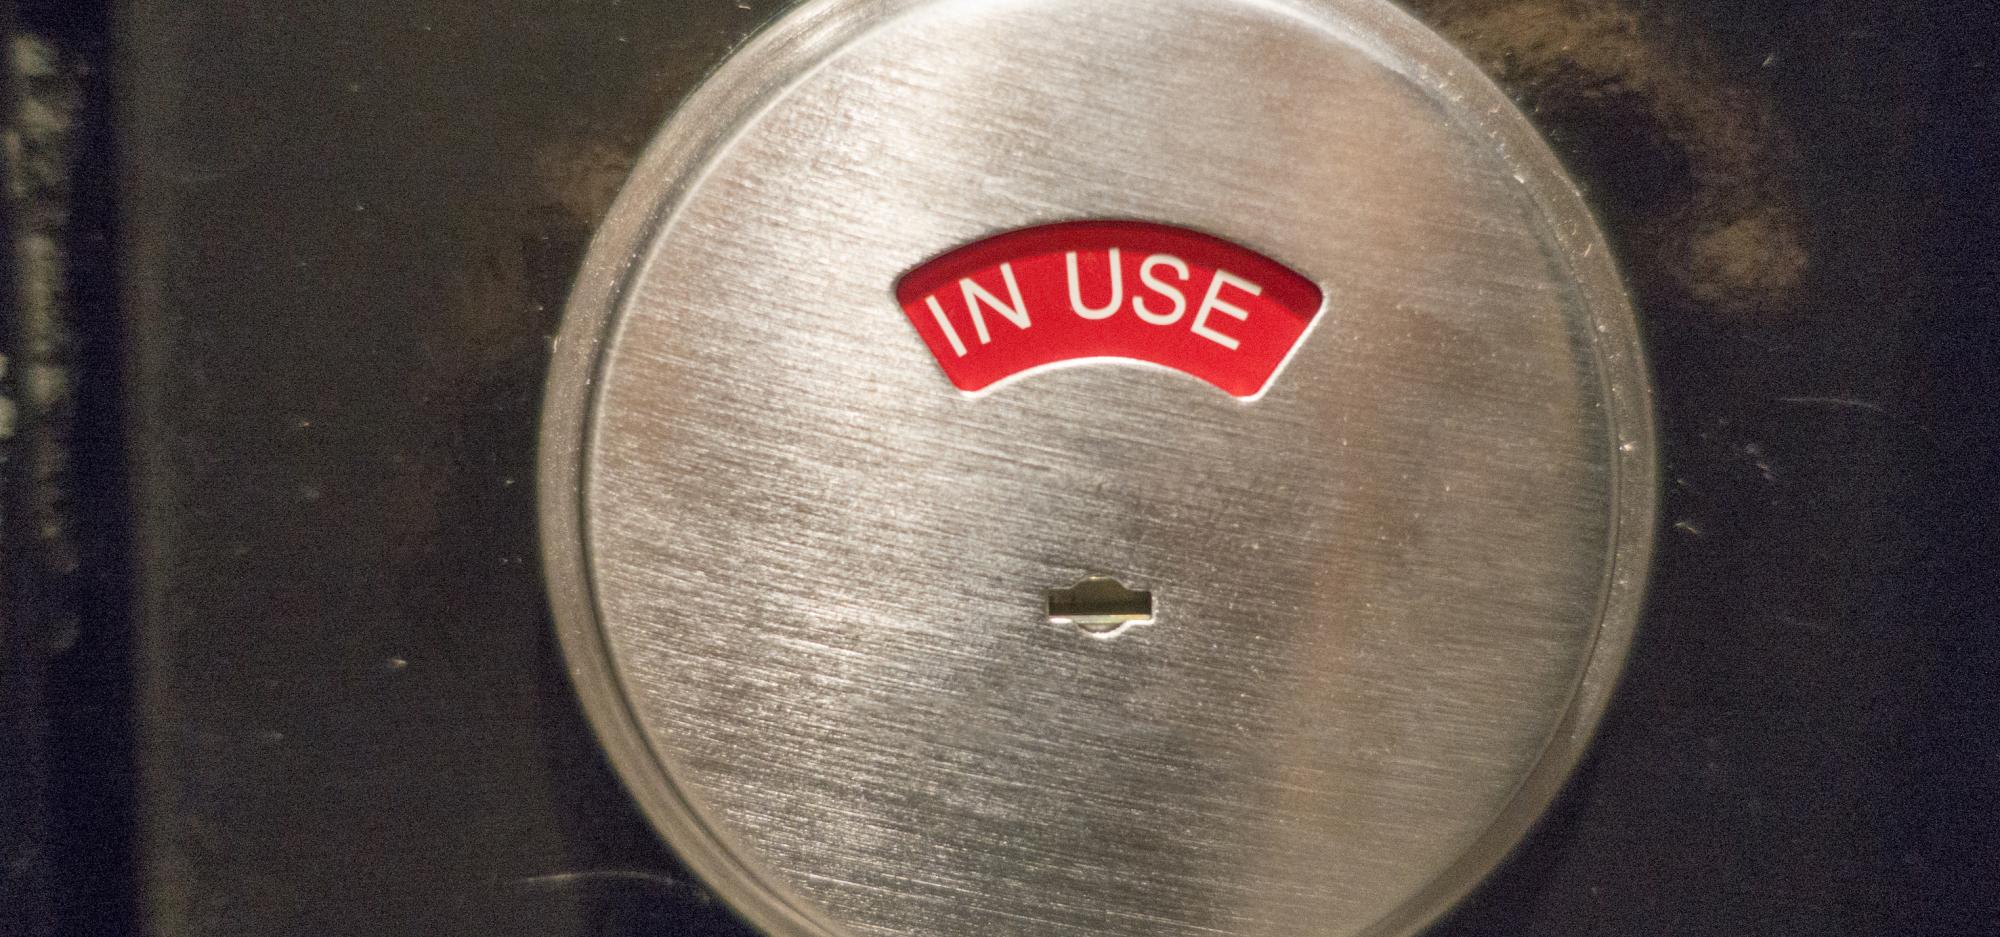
left=539, top=1, right=1658, bottom=936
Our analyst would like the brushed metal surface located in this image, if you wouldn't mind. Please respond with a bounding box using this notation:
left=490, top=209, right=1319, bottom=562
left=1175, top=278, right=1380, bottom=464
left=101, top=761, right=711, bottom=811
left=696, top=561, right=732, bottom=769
left=539, top=2, right=1655, bottom=937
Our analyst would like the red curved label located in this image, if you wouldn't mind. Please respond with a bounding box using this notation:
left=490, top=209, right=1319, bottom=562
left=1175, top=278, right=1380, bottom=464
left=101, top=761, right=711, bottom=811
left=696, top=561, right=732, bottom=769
left=895, top=221, right=1323, bottom=399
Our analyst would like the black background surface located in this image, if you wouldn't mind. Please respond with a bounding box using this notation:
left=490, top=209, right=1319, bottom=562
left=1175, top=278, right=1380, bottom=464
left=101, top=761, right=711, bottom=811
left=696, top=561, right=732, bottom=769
left=9, top=0, right=1997, bottom=933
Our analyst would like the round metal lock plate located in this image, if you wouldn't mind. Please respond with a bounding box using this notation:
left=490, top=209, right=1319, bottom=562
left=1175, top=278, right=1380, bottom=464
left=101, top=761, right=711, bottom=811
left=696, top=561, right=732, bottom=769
left=540, top=1, right=1655, bottom=936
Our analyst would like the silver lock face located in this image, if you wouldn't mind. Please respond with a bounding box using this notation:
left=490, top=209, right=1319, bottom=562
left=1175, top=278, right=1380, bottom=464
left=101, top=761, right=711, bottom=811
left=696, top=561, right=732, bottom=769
left=539, top=1, right=1656, bottom=936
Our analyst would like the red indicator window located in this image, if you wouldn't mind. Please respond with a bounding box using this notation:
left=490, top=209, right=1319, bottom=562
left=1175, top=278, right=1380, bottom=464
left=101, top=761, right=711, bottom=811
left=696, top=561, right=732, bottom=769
left=895, top=221, right=1323, bottom=399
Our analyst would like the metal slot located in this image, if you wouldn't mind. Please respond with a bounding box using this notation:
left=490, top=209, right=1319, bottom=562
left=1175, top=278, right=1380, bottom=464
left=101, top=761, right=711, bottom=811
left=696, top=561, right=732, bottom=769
left=1046, top=576, right=1154, bottom=636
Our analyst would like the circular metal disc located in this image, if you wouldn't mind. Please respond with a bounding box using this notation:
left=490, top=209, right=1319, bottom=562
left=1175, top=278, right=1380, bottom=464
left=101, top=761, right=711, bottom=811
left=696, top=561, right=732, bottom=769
left=540, top=1, right=1656, bottom=936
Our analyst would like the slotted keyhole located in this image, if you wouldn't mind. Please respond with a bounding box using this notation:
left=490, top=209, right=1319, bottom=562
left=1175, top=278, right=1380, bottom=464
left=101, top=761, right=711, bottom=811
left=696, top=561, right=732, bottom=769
left=1046, top=576, right=1154, bottom=638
